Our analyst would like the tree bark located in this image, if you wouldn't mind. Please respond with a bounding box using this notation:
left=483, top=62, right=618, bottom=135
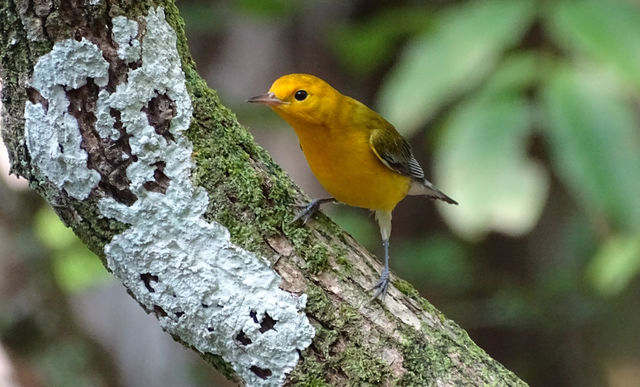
left=0, top=1, right=527, bottom=386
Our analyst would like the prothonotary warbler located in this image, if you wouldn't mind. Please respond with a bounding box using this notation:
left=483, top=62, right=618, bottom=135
left=249, top=74, right=457, bottom=299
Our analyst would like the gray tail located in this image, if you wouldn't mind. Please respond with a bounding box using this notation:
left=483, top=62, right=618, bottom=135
left=420, top=179, right=458, bottom=205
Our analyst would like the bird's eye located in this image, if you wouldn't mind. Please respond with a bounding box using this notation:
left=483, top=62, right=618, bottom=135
left=294, top=90, right=308, bottom=101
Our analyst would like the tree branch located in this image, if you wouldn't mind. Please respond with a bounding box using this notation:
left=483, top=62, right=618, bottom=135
left=0, top=1, right=526, bottom=385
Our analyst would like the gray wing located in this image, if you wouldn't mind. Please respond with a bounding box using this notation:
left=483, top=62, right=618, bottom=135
left=369, top=127, right=424, bottom=181
left=369, top=128, right=458, bottom=205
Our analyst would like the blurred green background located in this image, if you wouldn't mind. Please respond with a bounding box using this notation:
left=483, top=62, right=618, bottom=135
left=1, top=0, right=640, bottom=386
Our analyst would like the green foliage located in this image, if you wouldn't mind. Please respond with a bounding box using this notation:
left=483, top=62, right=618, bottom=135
left=369, top=0, right=640, bottom=296
left=310, top=2, right=640, bottom=381
left=177, top=3, right=222, bottom=33
left=378, top=0, right=535, bottom=136
left=234, top=0, right=301, bottom=19
left=328, top=7, right=433, bottom=77
left=395, top=234, right=472, bottom=294
left=542, top=66, right=640, bottom=232
left=36, top=338, right=108, bottom=387
left=547, top=0, right=640, bottom=88
left=586, top=233, right=640, bottom=296
left=34, top=207, right=109, bottom=293
left=436, top=57, right=548, bottom=240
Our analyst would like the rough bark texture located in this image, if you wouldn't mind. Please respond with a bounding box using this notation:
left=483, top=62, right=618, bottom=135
left=0, top=1, right=527, bottom=386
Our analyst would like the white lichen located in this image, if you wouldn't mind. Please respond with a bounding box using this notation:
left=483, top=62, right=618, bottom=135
left=24, top=38, right=106, bottom=200
left=112, top=16, right=141, bottom=64
left=23, top=7, right=314, bottom=386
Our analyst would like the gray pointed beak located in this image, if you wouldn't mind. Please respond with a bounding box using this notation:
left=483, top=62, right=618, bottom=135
left=247, top=92, right=287, bottom=106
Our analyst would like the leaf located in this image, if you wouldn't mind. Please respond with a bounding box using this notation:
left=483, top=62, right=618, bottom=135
left=235, top=0, right=301, bottom=19
left=586, top=233, right=640, bottom=297
left=328, top=7, right=434, bottom=77
left=546, top=0, right=640, bottom=89
left=35, top=207, right=77, bottom=250
left=542, top=66, right=640, bottom=232
left=478, top=52, right=544, bottom=98
left=52, top=245, right=110, bottom=293
left=395, top=234, right=472, bottom=294
left=377, top=0, right=535, bottom=136
left=434, top=70, right=548, bottom=240
left=35, top=207, right=109, bottom=293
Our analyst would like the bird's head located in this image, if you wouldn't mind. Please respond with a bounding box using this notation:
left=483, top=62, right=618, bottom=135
left=248, top=73, right=340, bottom=126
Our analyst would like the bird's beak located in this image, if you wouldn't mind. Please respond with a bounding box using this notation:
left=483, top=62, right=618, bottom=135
left=247, top=92, right=287, bottom=106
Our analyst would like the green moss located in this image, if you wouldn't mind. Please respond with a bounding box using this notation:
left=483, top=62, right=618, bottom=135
left=398, top=328, right=453, bottom=385
left=335, top=254, right=352, bottom=273
left=166, top=2, right=318, bottom=261
left=163, top=0, right=198, bottom=74
left=310, top=324, right=339, bottom=359
left=167, top=1, right=343, bottom=277
left=306, top=244, right=330, bottom=273
left=392, top=278, right=420, bottom=298
left=200, top=352, right=238, bottom=382
left=338, top=346, right=388, bottom=385
left=301, top=283, right=393, bottom=384
left=68, top=197, right=128, bottom=263
left=304, top=283, right=334, bottom=321
left=291, top=330, right=390, bottom=386
left=28, top=40, right=54, bottom=60
left=283, top=223, right=312, bottom=248
left=287, top=348, right=330, bottom=386
left=397, top=325, right=527, bottom=386
left=334, top=303, right=361, bottom=331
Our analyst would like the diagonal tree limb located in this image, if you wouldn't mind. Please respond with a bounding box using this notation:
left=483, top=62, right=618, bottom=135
left=0, top=1, right=527, bottom=385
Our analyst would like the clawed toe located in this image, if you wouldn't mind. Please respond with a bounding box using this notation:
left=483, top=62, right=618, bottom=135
left=292, top=202, right=319, bottom=225
left=369, top=273, right=390, bottom=300
left=291, top=198, right=335, bottom=225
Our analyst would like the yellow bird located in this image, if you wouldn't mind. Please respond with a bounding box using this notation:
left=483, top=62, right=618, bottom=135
left=249, top=74, right=457, bottom=299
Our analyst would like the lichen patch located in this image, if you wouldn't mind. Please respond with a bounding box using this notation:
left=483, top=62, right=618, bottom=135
left=111, top=15, right=141, bottom=64
left=24, top=37, right=105, bottom=200
left=23, top=7, right=314, bottom=386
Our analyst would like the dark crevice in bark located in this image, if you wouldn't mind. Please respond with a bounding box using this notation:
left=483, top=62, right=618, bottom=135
left=153, top=305, right=167, bottom=317
left=142, top=161, right=169, bottom=194
left=249, top=310, right=278, bottom=333
left=140, top=272, right=158, bottom=292
left=142, top=92, right=177, bottom=142
left=250, top=365, right=272, bottom=380
left=235, top=330, right=252, bottom=346
left=66, top=78, right=137, bottom=205
left=128, top=60, right=142, bottom=70
left=26, top=86, right=48, bottom=112
left=57, top=0, right=131, bottom=93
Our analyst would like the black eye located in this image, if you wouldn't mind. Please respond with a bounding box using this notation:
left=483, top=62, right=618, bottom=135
left=294, top=90, right=308, bottom=101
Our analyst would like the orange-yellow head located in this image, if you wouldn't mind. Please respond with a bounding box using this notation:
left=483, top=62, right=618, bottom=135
left=248, top=73, right=342, bottom=127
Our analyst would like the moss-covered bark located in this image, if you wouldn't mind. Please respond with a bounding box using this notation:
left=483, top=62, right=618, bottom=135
left=0, top=1, right=527, bottom=385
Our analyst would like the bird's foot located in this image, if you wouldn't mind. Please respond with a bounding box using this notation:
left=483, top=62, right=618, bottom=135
left=369, top=270, right=390, bottom=300
left=292, top=198, right=335, bottom=225
left=292, top=201, right=322, bottom=225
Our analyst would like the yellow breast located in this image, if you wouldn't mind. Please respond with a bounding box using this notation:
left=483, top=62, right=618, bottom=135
left=286, top=118, right=410, bottom=213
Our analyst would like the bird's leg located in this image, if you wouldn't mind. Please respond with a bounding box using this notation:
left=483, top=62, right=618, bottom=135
left=370, top=238, right=391, bottom=300
left=369, top=210, right=393, bottom=300
left=293, top=197, right=336, bottom=224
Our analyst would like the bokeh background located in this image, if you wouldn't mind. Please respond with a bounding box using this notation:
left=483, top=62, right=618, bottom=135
left=2, top=0, right=640, bottom=386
